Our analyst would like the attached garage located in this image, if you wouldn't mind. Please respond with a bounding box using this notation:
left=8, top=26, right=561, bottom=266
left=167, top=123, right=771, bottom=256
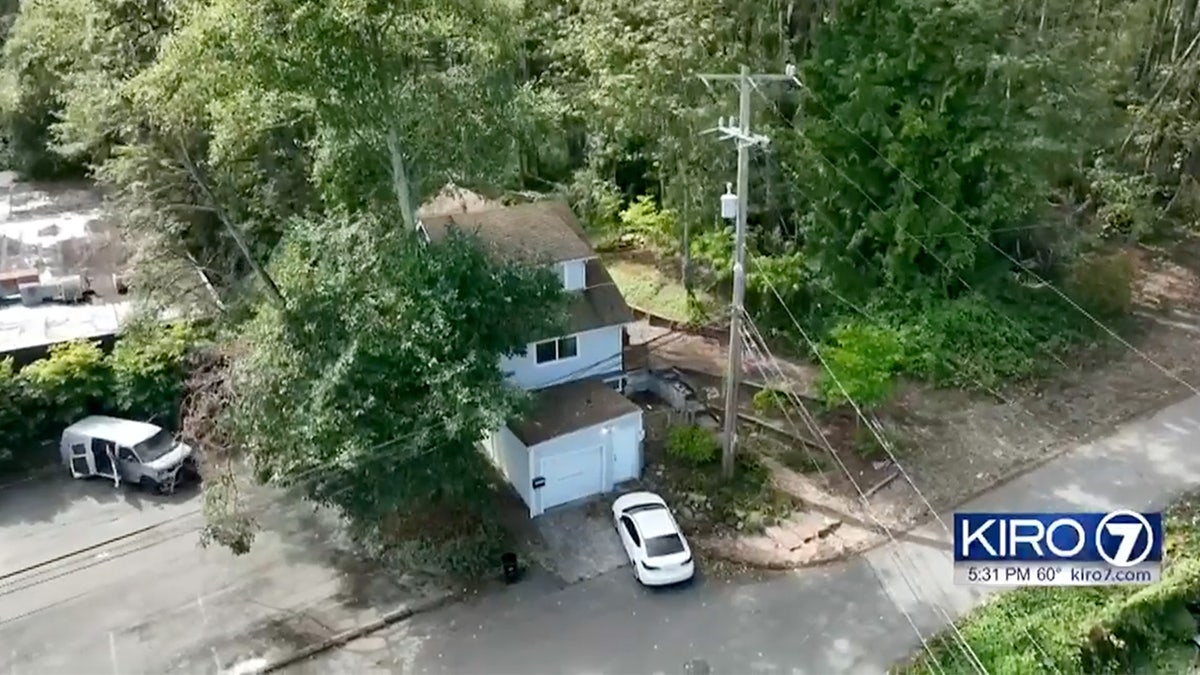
left=537, top=444, right=605, bottom=511
left=483, top=378, right=645, bottom=517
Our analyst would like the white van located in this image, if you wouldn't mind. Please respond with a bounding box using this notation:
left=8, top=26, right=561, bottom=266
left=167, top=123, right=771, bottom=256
left=59, top=415, right=196, bottom=494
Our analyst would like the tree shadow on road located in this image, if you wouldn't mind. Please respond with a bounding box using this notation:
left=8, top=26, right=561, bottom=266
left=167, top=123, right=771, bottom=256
left=0, top=470, right=198, bottom=530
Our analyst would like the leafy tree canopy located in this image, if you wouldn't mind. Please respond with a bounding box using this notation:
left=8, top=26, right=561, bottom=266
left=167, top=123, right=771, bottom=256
left=209, top=213, right=568, bottom=548
left=789, top=0, right=1113, bottom=297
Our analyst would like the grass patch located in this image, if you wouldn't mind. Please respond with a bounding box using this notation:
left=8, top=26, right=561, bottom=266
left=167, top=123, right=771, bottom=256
left=896, top=493, right=1200, bottom=674
left=603, top=255, right=717, bottom=324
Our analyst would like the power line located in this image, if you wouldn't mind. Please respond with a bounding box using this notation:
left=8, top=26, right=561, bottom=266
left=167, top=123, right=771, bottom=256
left=742, top=265, right=1066, bottom=670
left=736, top=308, right=980, bottom=675
left=786, top=73, right=1200, bottom=398
left=695, top=64, right=794, bottom=479
left=742, top=83, right=1072, bottom=672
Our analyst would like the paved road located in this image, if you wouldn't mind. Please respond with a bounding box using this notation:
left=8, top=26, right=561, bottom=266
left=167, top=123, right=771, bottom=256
left=0, top=474, right=423, bottom=674
left=302, top=394, right=1200, bottom=674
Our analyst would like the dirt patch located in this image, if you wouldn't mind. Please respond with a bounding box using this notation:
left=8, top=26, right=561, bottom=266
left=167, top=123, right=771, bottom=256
left=853, top=242, right=1200, bottom=519
left=633, top=240, right=1200, bottom=559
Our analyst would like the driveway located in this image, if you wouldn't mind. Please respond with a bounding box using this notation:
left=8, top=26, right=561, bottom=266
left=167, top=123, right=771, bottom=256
left=0, top=473, right=433, bottom=674
left=297, top=393, right=1200, bottom=674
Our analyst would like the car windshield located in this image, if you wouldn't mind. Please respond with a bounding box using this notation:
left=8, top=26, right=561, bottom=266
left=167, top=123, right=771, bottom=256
left=134, top=430, right=175, bottom=462
left=645, top=533, right=686, bottom=557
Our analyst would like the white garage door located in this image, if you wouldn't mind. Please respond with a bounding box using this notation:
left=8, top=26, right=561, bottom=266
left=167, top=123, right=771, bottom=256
left=538, top=444, right=605, bottom=511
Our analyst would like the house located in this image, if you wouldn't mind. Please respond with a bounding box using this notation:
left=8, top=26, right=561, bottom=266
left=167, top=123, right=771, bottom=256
left=418, top=201, right=647, bottom=516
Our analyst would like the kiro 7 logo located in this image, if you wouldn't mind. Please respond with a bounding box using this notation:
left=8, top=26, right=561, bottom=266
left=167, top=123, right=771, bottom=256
left=1095, top=510, right=1155, bottom=567
left=954, top=510, right=1163, bottom=567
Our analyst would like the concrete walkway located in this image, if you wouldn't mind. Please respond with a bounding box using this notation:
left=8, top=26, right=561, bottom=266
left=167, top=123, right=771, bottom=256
left=299, top=394, right=1200, bottom=674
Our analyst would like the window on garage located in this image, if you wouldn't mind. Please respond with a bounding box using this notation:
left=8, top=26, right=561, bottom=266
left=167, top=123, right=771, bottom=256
left=535, top=335, right=579, bottom=364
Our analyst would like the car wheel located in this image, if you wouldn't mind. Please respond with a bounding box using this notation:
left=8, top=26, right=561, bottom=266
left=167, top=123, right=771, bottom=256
left=138, top=477, right=159, bottom=493
left=632, top=564, right=641, bottom=584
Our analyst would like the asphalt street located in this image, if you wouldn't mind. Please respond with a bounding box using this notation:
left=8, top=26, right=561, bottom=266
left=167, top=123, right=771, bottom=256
left=302, top=393, right=1200, bottom=674
left=0, top=473, right=424, bottom=674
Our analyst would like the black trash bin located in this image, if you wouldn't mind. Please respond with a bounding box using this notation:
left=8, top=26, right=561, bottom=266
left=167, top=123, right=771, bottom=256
left=501, top=552, right=520, bottom=584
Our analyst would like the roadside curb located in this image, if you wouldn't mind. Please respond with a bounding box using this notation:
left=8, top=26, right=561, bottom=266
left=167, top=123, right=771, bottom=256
left=701, top=387, right=1199, bottom=573
left=698, top=532, right=884, bottom=572
left=259, top=592, right=461, bottom=673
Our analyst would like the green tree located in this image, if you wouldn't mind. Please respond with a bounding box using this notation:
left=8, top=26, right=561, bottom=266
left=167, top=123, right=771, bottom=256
left=0, top=0, right=94, bottom=176
left=145, top=0, right=547, bottom=224
left=206, top=212, right=568, bottom=552
left=790, top=0, right=1108, bottom=297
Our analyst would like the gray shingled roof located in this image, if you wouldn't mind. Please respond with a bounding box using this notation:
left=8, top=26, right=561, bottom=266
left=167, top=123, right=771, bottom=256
left=421, top=201, right=634, bottom=335
left=419, top=201, right=596, bottom=264
left=510, top=378, right=641, bottom=446
left=565, top=258, right=634, bottom=334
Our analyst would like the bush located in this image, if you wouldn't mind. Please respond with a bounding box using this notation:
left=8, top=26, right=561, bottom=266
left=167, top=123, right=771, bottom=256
left=569, top=169, right=623, bottom=233
left=619, top=195, right=677, bottom=251
left=751, top=387, right=792, bottom=416
left=816, top=320, right=907, bottom=408
left=19, top=340, right=111, bottom=431
left=1067, top=250, right=1138, bottom=318
left=897, top=294, right=1044, bottom=388
left=862, top=289, right=1094, bottom=390
left=0, top=323, right=204, bottom=478
left=109, top=321, right=204, bottom=425
left=665, top=424, right=719, bottom=466
left=1082, top=559, right=1200, bottom=673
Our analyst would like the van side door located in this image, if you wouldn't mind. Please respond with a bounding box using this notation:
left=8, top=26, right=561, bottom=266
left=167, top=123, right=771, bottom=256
left=115, top=445, right=141, bottom=482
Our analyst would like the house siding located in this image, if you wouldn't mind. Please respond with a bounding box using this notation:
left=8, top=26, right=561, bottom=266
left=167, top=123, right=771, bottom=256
left=561, top=259, right=587, bottom=291
left=502, top=324, right=624, bottom=390
left=482, top=426, right=532, bottom=506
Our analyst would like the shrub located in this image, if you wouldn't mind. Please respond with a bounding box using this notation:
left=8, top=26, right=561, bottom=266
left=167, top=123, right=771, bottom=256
left=751, top=388, right=788, bottom=415
left=109, top=321, right=205, bottom=425
left=619, top=195, right=677, bottom=251
left=898, top=294, right=1042, bottom=388
left=0, top=358, right=34, bottom=473
left=816, top=320, right=907, bottom=408
left=1067, top=250, right=1137, bottom=318
left=0, top=322, right=203, bottom=478
left=878, top=289, right=1092, bottom=389
left=1082, top=559, right=1200, bottom=673
left=570, top=169, right=623, bottom=233
left=20, top=339, right=111, bottom=430
left=665, top=424, right=719, bottom=466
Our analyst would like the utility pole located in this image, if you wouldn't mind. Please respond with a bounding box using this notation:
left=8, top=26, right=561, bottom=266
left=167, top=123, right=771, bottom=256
left=697, top=64, right=794, bottom=478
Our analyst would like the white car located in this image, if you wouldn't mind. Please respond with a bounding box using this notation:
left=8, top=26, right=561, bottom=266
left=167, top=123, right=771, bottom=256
left=613, top=491, right=695, bottom=586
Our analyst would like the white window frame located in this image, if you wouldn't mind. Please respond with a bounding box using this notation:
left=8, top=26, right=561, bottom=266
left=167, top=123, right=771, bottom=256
left=534, top=335, right=579, bottom=365
left=604, top=376, right=627, bottom=393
